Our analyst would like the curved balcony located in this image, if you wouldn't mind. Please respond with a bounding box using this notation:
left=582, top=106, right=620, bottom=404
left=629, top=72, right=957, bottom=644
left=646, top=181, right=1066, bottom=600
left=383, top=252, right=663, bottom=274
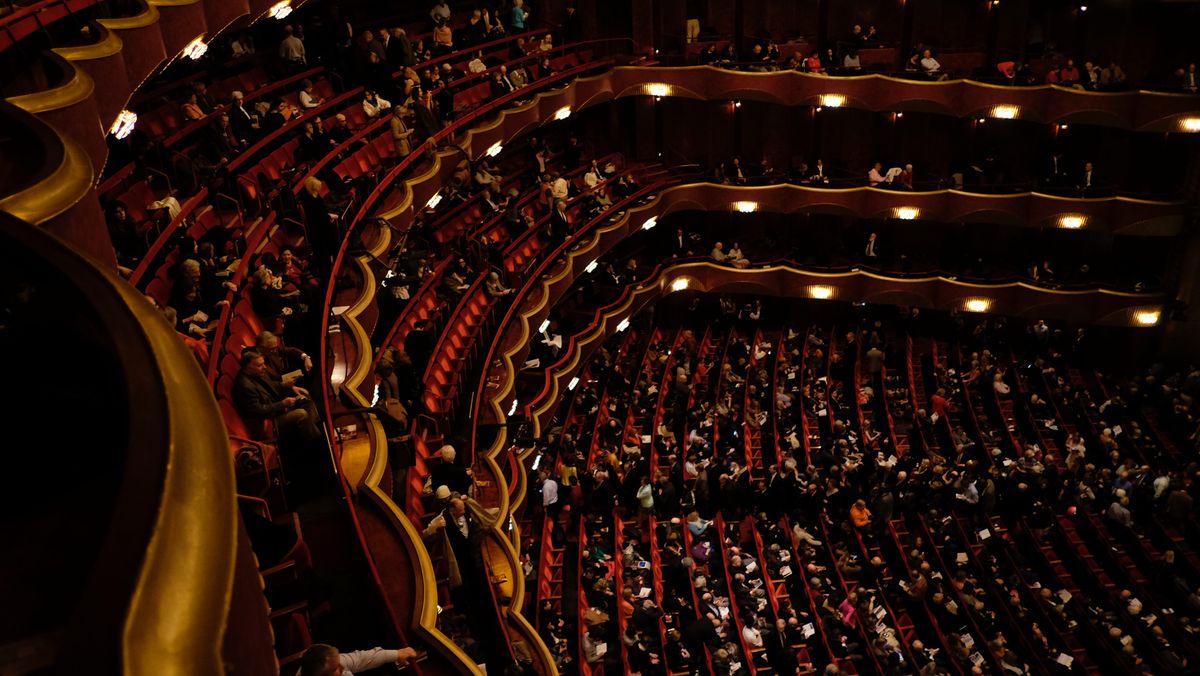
left=0, top=211, right=246, bottom=674
left=605, top=66, right=1200, bottom=132
left=0, top=0, right=320, bottom=261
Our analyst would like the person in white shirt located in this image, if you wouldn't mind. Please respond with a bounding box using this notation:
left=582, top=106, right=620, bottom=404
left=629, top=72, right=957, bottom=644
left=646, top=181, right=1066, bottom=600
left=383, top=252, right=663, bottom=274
left=467, top=51, right=486, bottom=74
left=711, top=241, right=727, bottom=262
left=636, top=475, right=654, bottom=516
left=993, top=372, right=1011, bottom=396
left=362, top=90, right=391, bottom=118
left=742, top=623, right=764, bottom=648
left=583, top=161, right=601, bottom=188
left=298, top=79, right=323, bottom=109
left=919, top=49, right=940, bottom=75
left=541, top=471, right=561, bottom=520
left=279, top=25, right=306, bottom=66
left=550, top=174, right=570, bottom=200
left=298, top=644, right=418, bottom=676
left=868, top=162, right=887, bottom=186
left=864, top=232, right=878, bottom=258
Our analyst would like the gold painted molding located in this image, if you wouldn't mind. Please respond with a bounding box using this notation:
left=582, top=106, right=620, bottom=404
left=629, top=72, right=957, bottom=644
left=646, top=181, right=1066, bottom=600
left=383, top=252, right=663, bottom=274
left=53, top=23, right=125, bottom=61
left=6, top=60, right=96, bottom=114
left=96, top=3, right=162, bottom=30
left=0, top=215, right=236, bottom=676
left=0, top=117, right=94, bottom=224
left=117, top=267, right=237, bottom=676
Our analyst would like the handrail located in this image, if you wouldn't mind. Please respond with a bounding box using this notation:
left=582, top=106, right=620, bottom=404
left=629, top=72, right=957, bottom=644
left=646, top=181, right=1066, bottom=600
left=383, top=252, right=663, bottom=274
left=161, top=66, right=325, bottom=150
left=0, top=0, right=99, bottom=52
left=468, top=179, right=672, bottom=449
left=315, top=55, right=629, bottom=450
left=0, top=212, right=236, bottom=675
left=128, top=187, right=208, bottom=288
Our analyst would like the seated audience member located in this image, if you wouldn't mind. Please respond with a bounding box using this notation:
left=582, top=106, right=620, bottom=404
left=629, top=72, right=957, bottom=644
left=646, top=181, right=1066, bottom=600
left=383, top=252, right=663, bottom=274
left=805, top=51, right=825, bottom=74
left=919, top=49, right=941, bottom=77
left=298, top=79, right=324, bottom=109
left=362, top=89, right=392, bottom=119
left=232, top=351, right=323, bottom=442
left=1059, top=58, right=1081, bottom=86
left=843, top=49, right=862, bottom=72
left=432, top=18, right=454, bottom=54
left=181, top=93, right=205, bottom=121
left=485, top=271, right=515, bottom=298
left=810, top=159, right=830, bottom=184
left=255, top=330, right=311, bottom=383
left=868, top=162, right=888, bottom=186
left=467, top=50, right=486, bottom=74
left=726, top=242, right=750, bottom=269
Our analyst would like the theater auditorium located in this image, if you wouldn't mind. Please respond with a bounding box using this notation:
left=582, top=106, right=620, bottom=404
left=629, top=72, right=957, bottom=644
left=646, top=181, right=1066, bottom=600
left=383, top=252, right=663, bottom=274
left=3, top=0, right=1200, bottom=674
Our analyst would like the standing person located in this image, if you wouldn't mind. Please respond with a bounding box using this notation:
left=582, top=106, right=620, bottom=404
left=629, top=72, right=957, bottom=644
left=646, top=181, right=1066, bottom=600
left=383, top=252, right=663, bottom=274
left=510, top=0, right=530, bottom=32
left=300, top=178, right=337, bottom=283
left=390, top=105, right=413, bottom=159
left=279, top=24, right=307, bottom=72
left=542, top=470, right=561, bottom=523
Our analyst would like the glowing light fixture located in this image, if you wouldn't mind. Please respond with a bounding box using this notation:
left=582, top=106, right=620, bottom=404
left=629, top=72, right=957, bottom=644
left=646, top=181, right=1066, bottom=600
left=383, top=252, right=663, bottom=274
left=671, top=278, right=690, bottom=292
left=1134, top=310, right=1161, bottom=326
left=585, top=260, right=598, bottom=273
left=616, top=318, right=631, bottom=332
left=1079, top=5, right=1088, bottom=12
left=110, top=110, right=137, bottom=139
left=647, top=83, right=671, bottom=97
left=508, top=399, right=519, bottom=416
left=1059, top=124, right=1069, bottom=130
left=538, top=319, right=551, bottom=334
left=895, top=207, right=920, bottom=220
left=734, top=101, right=742, bottom=108
left=568, top=377, right=580, bottom=391
left=991, top=105, right=1018, bottom=119
left=1181, top=117, right=1200, bottom=132
left=183, top=36, right=209, bottom=60
left=964, top=298, right=992, bottom=313
left=1059, top=215, right=1085, bottom=229
left=554, top=106, right=572, bottom=120
left=425, top=192, right=443, bottom=210
left=268, top=0, right=292, bottom=19
left=641, top=216, right=658, bottom=230
left=486, top=142, right=503, bottom=157
left=821, top=94, right=846, bottom=108
left=809, top=286, right=834, bottom=300
left=733, top=201, right=758, bottom=213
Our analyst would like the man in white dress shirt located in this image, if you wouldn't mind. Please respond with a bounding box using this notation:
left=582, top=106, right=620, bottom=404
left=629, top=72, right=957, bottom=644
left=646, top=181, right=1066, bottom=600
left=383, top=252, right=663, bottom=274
left=299, top=644, right=418, bottom=675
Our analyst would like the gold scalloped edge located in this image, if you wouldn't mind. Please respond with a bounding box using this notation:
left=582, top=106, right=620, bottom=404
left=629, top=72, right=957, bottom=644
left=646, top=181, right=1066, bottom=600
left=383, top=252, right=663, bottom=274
left=333, top=227, right=484, bottom=674
left=6, top=53, right=97, bottom=114
left=0, top=114, right=95, bottom=224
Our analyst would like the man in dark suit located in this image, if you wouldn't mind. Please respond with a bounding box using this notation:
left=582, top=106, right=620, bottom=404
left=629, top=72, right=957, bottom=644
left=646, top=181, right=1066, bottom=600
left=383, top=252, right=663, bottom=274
left=232, top=351, right=323, bottom=442
left=388, top=28, right=414, bottom=68
left=548, top=198, right=570, bottom=242
left=1077, top=161, right=1097, bottom=195
left=672, top=228, right=691, bottom=257
left=228, top=90, right=259, bottom=146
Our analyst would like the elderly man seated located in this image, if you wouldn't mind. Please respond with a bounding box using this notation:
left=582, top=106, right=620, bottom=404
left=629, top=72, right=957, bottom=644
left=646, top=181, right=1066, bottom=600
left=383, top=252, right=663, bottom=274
left=232, top=350, right=323, bottom=443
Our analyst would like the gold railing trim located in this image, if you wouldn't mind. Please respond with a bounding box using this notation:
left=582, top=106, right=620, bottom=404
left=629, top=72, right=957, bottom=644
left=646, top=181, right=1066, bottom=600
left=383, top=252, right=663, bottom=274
left=53, top=23, right=125, bottom=60
left=106, top=253, right=237, bottom=676
left=96, top=3, right=162, bottom=30
left=0, top=118, right=94, bottom=224
left=6, top=60, right=96, bottom=114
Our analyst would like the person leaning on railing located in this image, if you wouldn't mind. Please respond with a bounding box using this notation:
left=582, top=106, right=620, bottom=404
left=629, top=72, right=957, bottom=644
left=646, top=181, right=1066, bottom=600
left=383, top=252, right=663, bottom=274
left=298, top=644, right=420, bottom=676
